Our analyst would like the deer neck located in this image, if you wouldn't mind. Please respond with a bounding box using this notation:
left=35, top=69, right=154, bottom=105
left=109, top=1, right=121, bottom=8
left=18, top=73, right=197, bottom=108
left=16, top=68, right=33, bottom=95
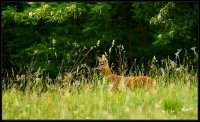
left=104, top=66, right=112, bottom=75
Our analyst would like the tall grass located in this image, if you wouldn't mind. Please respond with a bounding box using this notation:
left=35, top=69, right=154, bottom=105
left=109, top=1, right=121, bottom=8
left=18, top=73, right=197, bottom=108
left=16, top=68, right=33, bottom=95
left=2, top=79, right=197, bottom=119
left=2, top=42, right=198, bottom=120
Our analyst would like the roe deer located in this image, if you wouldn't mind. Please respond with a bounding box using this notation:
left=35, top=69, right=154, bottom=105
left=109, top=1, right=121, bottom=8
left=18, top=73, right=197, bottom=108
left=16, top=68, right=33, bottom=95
left=97, top=54, right=156, bottom=89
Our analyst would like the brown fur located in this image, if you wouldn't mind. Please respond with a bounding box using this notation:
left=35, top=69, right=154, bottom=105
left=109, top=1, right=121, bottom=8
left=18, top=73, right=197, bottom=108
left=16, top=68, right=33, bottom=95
left=97, top=54, right=156, bottom=89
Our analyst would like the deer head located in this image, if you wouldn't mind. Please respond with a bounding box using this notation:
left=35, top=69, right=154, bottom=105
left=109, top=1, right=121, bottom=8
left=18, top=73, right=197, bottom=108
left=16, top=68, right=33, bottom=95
left=97, top=54, right=112, bottom=75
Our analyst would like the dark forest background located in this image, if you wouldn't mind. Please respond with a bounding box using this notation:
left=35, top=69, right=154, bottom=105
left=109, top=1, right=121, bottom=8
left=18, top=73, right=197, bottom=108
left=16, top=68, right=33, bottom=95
left=2, top=2, right=198, bottom=79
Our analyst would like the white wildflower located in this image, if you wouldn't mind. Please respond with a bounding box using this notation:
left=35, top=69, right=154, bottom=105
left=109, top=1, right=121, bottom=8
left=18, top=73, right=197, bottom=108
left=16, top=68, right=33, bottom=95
left=177, top=48, right=182, bottom=53
left=175, top=52, right=179, bottom=59
left=52, top=38, right=56, bottom=45
left=83, top=46, right=87, bottom=50
left=153, top=56, right=158, bottom=62
left=121, top=45, right=124, bottom=50
left=191, top=47, right=196, bottom=51
left=29, top=12, right=33, bottom=17
left=109, top=48, right=112, bottom=53
left=27, top=2, right=34, bottom=5
left=104, top=52, right=108, bottom=57
left=73, top=42, right=78, bottom=47
left=112, top=40, right=115, bottom=47
left=157, top=13, right=162, bottom=21
left=158, top=34, right=162, bottom=39
left=97, top=40, right=100, bottom=47
left=175, top=49, right=182, bottom=59
left=34, top=50, right=38, bottom=54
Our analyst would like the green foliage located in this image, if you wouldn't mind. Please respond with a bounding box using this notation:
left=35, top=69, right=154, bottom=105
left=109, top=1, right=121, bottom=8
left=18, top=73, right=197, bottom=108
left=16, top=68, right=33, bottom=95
left=150, top=2, right=198, bottom=47
left=2, top=2, right=198, bottom=79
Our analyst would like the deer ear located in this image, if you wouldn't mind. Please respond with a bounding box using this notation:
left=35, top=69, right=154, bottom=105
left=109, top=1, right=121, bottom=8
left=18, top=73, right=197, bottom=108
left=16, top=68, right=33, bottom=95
left=102, top=54, right=107, bottom=61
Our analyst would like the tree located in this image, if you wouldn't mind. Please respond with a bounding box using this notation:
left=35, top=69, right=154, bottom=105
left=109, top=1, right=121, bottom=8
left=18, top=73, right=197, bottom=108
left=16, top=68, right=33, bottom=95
left=2, top=2, right=198, bottom=78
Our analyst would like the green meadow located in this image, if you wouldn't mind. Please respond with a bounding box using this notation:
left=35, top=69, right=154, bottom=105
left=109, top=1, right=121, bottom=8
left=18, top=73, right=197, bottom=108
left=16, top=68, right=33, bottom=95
left=2, top=57, right=198, bottom=119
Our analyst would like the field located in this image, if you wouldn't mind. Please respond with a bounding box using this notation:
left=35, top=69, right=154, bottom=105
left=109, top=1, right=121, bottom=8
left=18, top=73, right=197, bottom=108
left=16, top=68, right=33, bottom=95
left=2, top=49, right=198, bottom=120
left=2, top=72, right=198, bottom=120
